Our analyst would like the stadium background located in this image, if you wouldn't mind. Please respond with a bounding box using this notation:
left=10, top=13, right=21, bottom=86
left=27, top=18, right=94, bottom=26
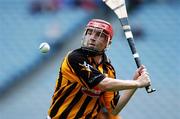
left=0, top=0, right=179, bottom=119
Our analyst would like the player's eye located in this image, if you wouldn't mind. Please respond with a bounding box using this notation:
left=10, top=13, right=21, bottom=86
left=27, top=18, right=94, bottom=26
left=100, top=33, right=106, bottom=38
left=86, top=29, right=93, bottom=35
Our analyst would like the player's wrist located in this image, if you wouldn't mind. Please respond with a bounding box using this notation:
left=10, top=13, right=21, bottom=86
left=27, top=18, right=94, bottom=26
left=134, top=80, right=140, bottom=88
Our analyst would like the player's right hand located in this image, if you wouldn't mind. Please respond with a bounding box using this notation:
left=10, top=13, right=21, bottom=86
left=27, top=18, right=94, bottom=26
left=136, top=68, right=151, bottom=88
left=133, top=65, right=146, bottom=80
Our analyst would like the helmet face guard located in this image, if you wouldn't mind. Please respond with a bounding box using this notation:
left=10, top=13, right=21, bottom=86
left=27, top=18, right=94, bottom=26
left=81, top=19, right=113, bottom=55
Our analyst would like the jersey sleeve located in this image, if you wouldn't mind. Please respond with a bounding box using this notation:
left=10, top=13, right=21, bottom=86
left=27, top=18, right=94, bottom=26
left=67, top=51, right=105, bottom=89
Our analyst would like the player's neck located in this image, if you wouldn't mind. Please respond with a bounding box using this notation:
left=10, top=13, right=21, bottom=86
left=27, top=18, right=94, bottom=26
left=93, top=55, right=103, bottom=65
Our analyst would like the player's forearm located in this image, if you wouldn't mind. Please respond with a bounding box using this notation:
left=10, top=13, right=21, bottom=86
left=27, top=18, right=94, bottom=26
left=98, top=77, right=138, bottom=91
left=112, top=89, right=137, bottom=115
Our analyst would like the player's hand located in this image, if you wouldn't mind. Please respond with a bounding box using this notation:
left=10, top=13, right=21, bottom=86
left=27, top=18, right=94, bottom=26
left=133, top=65, right=151, bottom=88
left=133, top=65, right=147, bottom=80
left=136, top=70, right=151, bottom=88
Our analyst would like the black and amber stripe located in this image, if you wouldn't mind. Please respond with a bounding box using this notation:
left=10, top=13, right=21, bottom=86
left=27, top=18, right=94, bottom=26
left=49, top=82, right=78, bottom=117
left=48, top=82, right=101, bottom=118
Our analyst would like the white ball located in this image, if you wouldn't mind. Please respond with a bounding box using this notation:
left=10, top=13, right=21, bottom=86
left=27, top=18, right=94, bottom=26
left=39, top=42, right=50, bottom=53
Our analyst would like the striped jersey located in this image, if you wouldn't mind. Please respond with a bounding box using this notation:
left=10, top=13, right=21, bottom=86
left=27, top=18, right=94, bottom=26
left=48, top=48, right=120, bottom=119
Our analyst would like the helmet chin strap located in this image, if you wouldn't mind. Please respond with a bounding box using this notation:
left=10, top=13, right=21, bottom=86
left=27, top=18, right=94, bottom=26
left=81, top=38, right=111, bottom=57
left=81, top=47, right=104, bottom=56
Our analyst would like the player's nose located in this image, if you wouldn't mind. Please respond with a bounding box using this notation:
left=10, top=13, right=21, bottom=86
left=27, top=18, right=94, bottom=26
left=91, top=32, right=99, bottom=38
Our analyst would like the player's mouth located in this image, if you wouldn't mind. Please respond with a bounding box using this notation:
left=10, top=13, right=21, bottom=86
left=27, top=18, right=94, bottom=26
left=88, top=43, right=95, bottom=47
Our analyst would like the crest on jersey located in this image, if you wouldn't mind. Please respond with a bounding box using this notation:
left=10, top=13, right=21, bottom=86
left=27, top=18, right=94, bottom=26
left=79, top=61, right=93, bottom=78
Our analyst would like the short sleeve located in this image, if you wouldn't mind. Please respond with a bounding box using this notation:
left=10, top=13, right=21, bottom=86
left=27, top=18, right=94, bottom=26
left=67, top=51, right=105, bottom=89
